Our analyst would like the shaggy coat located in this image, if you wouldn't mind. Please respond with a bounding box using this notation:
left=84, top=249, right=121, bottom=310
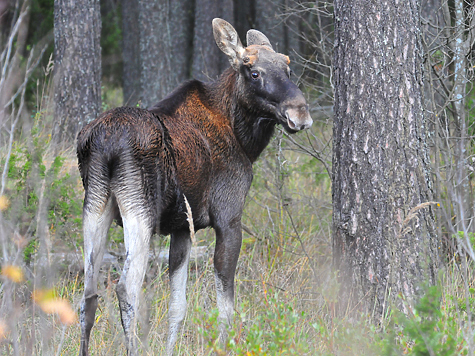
left=77, top=18, right=312, bottom=356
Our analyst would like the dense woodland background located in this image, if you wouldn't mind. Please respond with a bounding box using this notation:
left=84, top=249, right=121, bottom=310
left=0, top=0, right=474, bottom=354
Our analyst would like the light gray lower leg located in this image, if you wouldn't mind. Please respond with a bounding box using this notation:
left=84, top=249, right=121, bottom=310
left=215, top=271, right=235, bottom=343
left=166, top=231, right=191, bottom=356
left=116, top=215, right=152, bottom=355
left=80, top=199, right=114, bottom=356
left=213, top=223, right=242, bottom=344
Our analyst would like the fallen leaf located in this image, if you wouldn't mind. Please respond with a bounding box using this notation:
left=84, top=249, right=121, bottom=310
left=0, top=320, right=7, bottom=340
left=33, top=289, right=77, bottom=325
left=1, top=265, right=24, bottom=283
left=0, top=196, right=9, bottom=211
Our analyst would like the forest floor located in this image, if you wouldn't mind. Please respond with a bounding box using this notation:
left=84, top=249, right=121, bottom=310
left=0, top=110, right=473, bottom=355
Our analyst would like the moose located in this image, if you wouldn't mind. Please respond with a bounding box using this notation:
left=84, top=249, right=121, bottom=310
left=77, top=18, right=312, bottom=355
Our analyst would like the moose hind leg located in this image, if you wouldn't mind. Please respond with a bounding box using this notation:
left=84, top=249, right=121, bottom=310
left=80, top=197, right=114, bottom=356
left=166, top=230, right=192, bottom=356
left=115, top=207, right=153, bottom=355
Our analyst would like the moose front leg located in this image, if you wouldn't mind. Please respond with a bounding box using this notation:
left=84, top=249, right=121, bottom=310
left=166, top=229, right=192, bottom=356
left=213, top=220, right=243, bottom=342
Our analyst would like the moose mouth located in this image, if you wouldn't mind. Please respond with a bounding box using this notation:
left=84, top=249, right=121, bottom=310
left=281, top=120, right=300, bottom=134
left=277, top=109, right=312, bottom=134
left=274, top=112, right=298, bottom=134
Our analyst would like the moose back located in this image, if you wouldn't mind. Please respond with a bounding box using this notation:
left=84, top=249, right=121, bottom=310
left=77, top=18, right=312, bottom=356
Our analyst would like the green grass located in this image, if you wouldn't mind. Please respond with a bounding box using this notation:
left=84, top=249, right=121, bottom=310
left=1, top=91, right=475, bottom=356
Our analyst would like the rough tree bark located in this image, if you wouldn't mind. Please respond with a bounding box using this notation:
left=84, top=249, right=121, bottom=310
left=254, top=0, right=286, bottom=52
left=191, top=0, right=233, bottom=81
left=53, top=0, right=102, bottom=143
left=121, top=0, right=140, bottom=106
left=135, top=0, right=168, bottom=107
left=451, top=0, right=472, bottom=234
left=122, top=0, right=194, bottom=108
left=233, top=0, right=255, bottom=39
left=332, top=0, right=438, bottom=318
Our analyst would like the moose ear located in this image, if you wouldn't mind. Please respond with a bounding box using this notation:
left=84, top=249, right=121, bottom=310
left=213, top=18, right=245, bottom=70
left=246, top=29, right=273, bottom=50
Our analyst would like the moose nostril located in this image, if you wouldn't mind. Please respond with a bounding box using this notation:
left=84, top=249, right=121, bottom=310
left=287, top=117, right=297, bottom=129
left=286, top=108, right=312, bottom=131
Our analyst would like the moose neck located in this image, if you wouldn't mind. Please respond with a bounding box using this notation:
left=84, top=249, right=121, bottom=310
left=208, top=68, right=276, bottom=163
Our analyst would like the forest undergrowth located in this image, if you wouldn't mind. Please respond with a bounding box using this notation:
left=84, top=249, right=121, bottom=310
left=0, top=81, right=473, bottom=356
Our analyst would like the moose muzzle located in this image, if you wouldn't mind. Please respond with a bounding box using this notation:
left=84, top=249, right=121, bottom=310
left=280, top=101, right=313, bottom=132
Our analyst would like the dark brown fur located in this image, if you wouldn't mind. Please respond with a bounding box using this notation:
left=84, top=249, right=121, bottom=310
left=78, top=68, right=287, bottom=236
left=77, top=18, right=312, bottom=356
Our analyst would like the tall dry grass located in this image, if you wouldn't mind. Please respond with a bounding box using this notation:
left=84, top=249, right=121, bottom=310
left=2, top=4, right=475, bottom=354
left=2, top=77, right=474, bottom=355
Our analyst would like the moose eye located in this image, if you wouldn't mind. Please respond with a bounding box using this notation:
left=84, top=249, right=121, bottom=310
left=250, top=71, right=260, bottom=79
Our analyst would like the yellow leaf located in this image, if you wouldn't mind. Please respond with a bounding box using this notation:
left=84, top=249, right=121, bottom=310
left=32, top=288, right=56, bottom=302
left=0, top=195, right=9, bottom=211
left=0, top=320, right=7, bottom=340
left=1, top=265, right=24, bottom=283
left=33, top=289, right=77, bottom=325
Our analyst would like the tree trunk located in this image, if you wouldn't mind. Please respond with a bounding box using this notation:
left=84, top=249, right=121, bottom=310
left=191, top=0, right=233, bottom=81
left=122, top=0, right=193, bottom=108
left=332, top=0, right=438, bottom=319
left=136, top=0, right=169, bottom=107
left=451, top=0, right=471, bottom=234
left=254, top=0, right=285, bottom=52
left=121, top=0, right=140, bottom=106
left=168, top=0, right=195, bottom=85
left=53, top=0, right=102, bottom=143
left=233, top=0, right=255, bottom=40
